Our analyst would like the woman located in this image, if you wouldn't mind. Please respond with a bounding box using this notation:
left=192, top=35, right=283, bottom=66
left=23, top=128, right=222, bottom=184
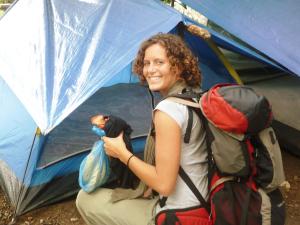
left=76, top=33, right=208, bottom=225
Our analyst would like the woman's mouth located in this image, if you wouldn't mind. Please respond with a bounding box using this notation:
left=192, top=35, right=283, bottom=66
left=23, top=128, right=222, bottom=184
left=147, top=76, right=161, bottom=82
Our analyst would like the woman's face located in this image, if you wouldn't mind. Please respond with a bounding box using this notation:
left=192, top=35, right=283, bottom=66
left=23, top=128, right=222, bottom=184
left=143, top=43, right=180, bottom=96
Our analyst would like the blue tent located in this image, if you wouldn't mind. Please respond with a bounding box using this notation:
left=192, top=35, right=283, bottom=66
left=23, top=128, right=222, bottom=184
left=181, top=0, right=300, bottom=77
left=0, top=0, right=290, bottom=216
left=181, top=0, right=300, bottom=155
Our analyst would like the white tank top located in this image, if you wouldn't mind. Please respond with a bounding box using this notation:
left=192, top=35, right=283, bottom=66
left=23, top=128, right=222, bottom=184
left=154, top=99, right=208, bottom=213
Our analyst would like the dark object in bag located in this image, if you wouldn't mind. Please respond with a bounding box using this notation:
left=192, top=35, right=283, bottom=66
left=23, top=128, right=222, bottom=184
left=94, top=115, right=139, bottom=189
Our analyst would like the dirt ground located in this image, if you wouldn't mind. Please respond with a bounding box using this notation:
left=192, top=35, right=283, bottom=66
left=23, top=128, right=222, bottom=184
left=0, top=149, right=299, bottom=225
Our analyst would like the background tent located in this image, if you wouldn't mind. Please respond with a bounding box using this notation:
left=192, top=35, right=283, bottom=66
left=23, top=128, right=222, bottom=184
left=0, top=0, right=296, bottom=217
left=180, top=0, right=300, bottom=156
left=181, top=0, right=300, bottom=76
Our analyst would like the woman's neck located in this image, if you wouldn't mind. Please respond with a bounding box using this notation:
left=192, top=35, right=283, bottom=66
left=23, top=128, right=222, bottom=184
left=161, top=79, right=188, bottom=97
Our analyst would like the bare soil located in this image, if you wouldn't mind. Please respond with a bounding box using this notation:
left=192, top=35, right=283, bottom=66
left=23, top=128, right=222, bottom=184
left=1, top=150, right=299, bottom=225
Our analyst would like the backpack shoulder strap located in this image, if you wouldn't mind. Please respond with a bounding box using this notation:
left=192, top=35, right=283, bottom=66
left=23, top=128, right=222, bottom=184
left=158, top=90, right=211, bottom=212
left=166, top=96, right=200, bottom=108
left=165, top=88, right=202, bottom=108
left=165, top=91, right=202, bottom=144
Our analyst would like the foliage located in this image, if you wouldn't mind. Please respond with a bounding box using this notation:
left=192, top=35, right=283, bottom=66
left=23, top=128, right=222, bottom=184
left=161, top=0, right=173, bottom=4
left=0, top=0, right=14, bottom=4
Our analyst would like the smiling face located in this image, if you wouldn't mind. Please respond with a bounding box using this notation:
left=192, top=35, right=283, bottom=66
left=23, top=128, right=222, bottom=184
left=143, top=44, right=180, bottom=96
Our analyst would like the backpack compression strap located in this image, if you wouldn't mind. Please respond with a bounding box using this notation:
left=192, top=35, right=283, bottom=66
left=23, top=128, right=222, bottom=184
left=179, top=166, right=211, bottom=212
left=158, top=166, right=210, bottom=213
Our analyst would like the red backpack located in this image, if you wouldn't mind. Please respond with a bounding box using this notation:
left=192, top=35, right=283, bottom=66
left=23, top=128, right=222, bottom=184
left=162, top=83, right=287, bottom=225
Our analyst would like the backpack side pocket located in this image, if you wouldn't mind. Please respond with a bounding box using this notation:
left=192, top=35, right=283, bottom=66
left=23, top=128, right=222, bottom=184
left=255, top=127, right=286, bottom=191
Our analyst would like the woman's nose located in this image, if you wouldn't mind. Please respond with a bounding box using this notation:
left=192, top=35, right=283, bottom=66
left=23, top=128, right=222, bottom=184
left=148, top=63, right=156, bottom=73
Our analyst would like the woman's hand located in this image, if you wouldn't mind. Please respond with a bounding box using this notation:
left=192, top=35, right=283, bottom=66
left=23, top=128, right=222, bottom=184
left=101, top=110, right=181, bottom=196
left=102, top=132, right=131, bottom=164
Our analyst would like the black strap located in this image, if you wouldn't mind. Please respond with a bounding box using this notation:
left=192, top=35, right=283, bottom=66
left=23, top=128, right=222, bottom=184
left=167, top=91, right=200, bottom=101
left=193, top=107, right=215, bottom=184
left=159, top=196, right=168, bottom=208
left=158, top=89, right=209, bottom=211
left=184, top=107, right=193, bottom=143
left=158, top=167, right=210, bottom=213
left=163, top=211, right=182, bottom=225
left=167, top=92, right=198, bottom=144
left=166, top=91, right=215, bottom=186
left=179, top=166, right=210, bottom=213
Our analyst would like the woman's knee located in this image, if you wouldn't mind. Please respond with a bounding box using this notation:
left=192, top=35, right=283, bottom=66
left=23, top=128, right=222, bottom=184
left=76, top=189, right=117, bottom=225
left=76, top=189, right=87, bottom=211
left=76, top=188, right=112, bottom=211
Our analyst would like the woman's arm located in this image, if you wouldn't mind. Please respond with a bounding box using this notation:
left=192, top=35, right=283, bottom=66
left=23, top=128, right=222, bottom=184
left=102, top=110, right=181, bottom=196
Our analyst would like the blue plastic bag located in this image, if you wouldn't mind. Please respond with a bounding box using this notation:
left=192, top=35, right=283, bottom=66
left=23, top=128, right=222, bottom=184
left=78, top=126, right=111, bottom=193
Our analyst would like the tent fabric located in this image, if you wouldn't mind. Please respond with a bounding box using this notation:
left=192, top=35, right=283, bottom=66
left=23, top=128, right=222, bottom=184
left=0, top=0, right=182, bottom=215
left=184, top=19, right=284, bottom=71
left=0, top=79, right=157, bottom=214
left=0, top=76, right=38, bottom=183
left=38, top=83, right=161, bottom=169
left=181, top=0, right=300, bottom=77
left=0, top=0, right=182, bottom=134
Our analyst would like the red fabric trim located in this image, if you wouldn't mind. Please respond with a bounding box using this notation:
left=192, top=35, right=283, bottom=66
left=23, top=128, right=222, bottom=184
left=208, top=173, right=222, bottom=225
left=201, top=84, right=248, bottom=134
left=155, top=206, right=212, bottom=225
left=246, top=140, right=258, bottom=191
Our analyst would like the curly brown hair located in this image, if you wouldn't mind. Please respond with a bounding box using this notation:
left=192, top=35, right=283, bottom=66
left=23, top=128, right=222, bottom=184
left=132, top=33, right=201, bottom=87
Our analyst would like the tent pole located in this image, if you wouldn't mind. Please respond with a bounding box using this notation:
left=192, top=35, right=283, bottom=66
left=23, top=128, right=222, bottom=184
left=181, top=23, right=241, bottom=84
left=9, top=127, right=41, bottom=224
left=206, top=39, right=243, bottom=84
